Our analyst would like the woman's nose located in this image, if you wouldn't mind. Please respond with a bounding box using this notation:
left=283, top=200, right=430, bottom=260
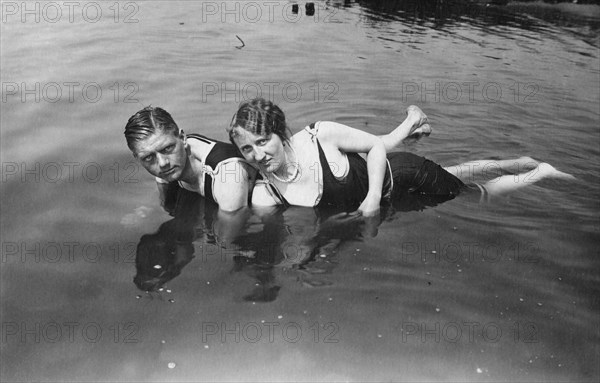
left=254, top=147, right=266, bottom=162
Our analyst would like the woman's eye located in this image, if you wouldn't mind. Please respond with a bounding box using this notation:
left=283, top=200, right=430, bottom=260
left=257, top=139, right=267, bottom=146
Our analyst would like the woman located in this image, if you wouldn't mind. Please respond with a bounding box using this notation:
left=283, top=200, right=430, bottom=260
left=226, top=98, right=574, bottom=214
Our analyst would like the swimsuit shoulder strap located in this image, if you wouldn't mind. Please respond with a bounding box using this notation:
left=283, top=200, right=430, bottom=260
left=304, top=122, right=319, bottom=140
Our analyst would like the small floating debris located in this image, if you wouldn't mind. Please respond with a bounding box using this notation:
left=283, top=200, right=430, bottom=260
left=158, top=287, right=164, bottom=292
left=235, top=35, right=245, bottom=49
left=377, top=334, right=382, bottom=338
left=204, top=345, right=209, bottom=349
left=166, top=289, right=172, bottom=293
left=453, top=226, right=458, bottom=231
left=435, top=307, right=440, bottom=313
left=328, top=298, right=333, bottom=302
left=161, top=340, right=166, bottom=344
left=519, top=298, right=524, bottom=302
left=168, top=299, right=175, bottom=303
left=431, top=250, right=437, bottom=254
left=319, top=254, right=326, bottom=258
left=168, top=362, right=176, bottom=369
left=277, top=315, right=283, bottom=319
left=476, top=368, right=483, bottom=374
left=537, top=302, right=543, bottom=306
left=207, top=281, right=210, bottom=285
left=153, top=265, right=162, bottom=269
left=303, top=310, right=308, bottom=315
left=136, top=295, right=142, bottom=299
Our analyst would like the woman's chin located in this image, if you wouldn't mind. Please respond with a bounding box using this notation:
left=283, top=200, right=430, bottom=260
left=260, top=164, right=277, bottom=175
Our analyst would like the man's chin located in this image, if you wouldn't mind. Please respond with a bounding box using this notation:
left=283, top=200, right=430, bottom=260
left=158, top=169, right=181, bottom=183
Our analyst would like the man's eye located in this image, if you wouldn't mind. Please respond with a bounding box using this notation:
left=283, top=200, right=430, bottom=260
left=163, top=145, right=175, bottom=153
left=257, top=139, right=267, bottom=146
left=142, top=155, right=154, bottom=163
left=241, top=147, right=252, bottom=153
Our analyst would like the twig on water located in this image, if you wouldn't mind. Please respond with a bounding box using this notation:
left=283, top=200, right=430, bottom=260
left=235, top=35, right=245, bottom=49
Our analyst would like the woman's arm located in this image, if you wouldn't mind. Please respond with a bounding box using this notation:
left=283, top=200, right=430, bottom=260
left=317, top=121, right=387, bottom=216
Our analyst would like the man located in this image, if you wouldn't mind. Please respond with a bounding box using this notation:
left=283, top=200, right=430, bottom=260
left=124, top=106, right=255, bottom=213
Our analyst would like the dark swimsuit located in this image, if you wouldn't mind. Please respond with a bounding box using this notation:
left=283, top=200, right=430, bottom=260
left=161, top=134, right=245, bottom=204
left=307, top=123, right=466, bottom=210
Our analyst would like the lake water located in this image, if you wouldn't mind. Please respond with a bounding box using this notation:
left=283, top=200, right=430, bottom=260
left=1, top=0, right=599, bottom=381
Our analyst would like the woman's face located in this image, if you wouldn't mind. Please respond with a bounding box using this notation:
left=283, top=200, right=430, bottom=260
left=231, top=127, right=286, bottom=174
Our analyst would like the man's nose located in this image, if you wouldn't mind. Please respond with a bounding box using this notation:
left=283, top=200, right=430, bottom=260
left=157, top=154, right=170, bottom=168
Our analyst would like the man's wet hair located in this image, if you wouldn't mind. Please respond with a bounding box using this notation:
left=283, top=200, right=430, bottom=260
left=124, top=106, right=180, bottom=151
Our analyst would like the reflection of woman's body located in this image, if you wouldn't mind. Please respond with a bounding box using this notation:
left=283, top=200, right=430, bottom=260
left=227, top=98, right=574, bottom=215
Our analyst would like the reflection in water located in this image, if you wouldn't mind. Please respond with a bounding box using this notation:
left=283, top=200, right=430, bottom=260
left=133, top=183, right=456, bottom=300
left=133, top=187, right=211, bottom=292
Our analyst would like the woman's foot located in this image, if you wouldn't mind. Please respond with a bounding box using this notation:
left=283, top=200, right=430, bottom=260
left=406, top=105, right=432, bottom=138
left=532, top=163, right=576, bottom=182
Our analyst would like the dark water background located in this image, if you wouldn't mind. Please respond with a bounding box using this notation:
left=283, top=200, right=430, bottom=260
left=1, top=0, right=599, bottom=381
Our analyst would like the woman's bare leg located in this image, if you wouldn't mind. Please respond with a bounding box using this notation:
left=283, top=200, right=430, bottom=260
left=482, top=163, right=575, bottom=198
left=444, top=157, right=541, bottom=183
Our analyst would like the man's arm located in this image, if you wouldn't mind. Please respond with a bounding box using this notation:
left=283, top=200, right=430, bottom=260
left=156, top=179, right=180, bottom=215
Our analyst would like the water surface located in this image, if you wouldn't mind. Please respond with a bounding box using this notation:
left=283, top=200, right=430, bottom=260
left=1, top=0, right=599, bottom=381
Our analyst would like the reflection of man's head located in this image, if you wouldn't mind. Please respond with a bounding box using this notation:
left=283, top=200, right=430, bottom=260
left=133, top=190, right=207, bottom=291
left=133, top=220, right=195, bottom=292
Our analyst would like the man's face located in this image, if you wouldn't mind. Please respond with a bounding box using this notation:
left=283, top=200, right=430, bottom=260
left=132, top=130, right=188, bottom=183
